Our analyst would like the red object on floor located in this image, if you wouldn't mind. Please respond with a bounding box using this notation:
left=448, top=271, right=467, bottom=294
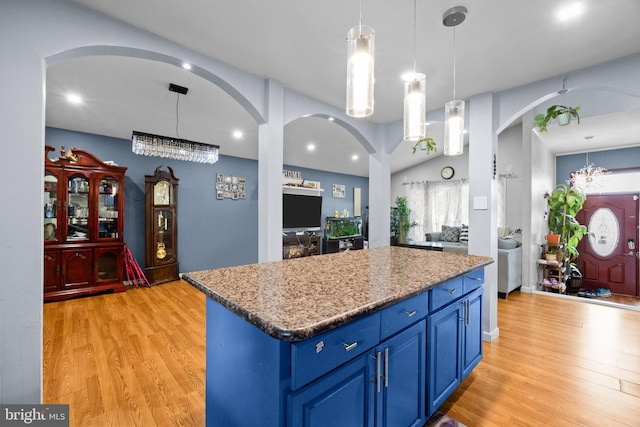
left=124, top=246, right=150, bottom=288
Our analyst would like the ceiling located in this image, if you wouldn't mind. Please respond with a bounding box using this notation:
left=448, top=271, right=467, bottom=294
left=46, top=0, right=640, bottom=176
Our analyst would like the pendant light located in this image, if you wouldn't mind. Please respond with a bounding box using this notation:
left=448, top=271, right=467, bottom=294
left=403, top=0, right=426, bottom=142
left=346, top=0, right=375, bottom=118
left=443, top=6, right=467, bottom=156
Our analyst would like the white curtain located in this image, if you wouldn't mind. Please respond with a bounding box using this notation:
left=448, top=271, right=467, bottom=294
left=406, top=182, right=428, bottom=241
left=405, top=178, right=506, bottom=240
left=424, top=179, right=469, bottom=232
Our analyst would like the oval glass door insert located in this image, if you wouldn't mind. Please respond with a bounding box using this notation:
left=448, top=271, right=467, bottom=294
left=588, top=207, right=619, bottom=257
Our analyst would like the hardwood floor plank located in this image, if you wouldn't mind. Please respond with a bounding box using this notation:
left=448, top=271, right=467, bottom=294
left=43, top=281, right=640, bottom=426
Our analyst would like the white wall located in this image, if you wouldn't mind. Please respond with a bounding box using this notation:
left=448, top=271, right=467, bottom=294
left=391, top=123, right=525, bottom=227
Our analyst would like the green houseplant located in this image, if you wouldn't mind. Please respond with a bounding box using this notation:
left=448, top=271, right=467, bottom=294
left=534, top=105, right=581, bottom=132
left=391, top=197, right=415, bottom=244
left=547, top=184, right=589, bottom=268
left=411, top=136, right=437, bottom=155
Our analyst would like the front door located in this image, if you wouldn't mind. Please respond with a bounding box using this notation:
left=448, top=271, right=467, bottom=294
left=576, top=193, right=639, bottom=296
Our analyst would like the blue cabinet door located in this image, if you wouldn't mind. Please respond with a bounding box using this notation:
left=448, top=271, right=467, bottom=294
left=378, top=320, right=426, bottom=427
left=462, top=287, right=483, bottom=378
left=427, top=302, right=462, bottom=416
left=289, top=353, right=375, bottom=427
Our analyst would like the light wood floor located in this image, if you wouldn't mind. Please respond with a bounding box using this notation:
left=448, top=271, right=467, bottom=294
left=43, top=281, right=640, bottom=426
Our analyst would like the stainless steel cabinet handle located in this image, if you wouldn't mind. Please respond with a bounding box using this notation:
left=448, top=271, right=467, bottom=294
left=466, top=300, right=470, bottom=325
left=449, top=288, right=457, bottom=295
left=471, top=277, right=482, bottom=281
left=376, top=351, right=382, bottom=393
left=405, top=310, right=417, bottom=317
left=343, top=341, right=358, bottom=352
left=384, top=347, right=389, bottom=388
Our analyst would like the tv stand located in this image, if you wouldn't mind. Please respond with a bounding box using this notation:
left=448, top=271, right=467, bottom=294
left=282, top=234, right=321, bottom=259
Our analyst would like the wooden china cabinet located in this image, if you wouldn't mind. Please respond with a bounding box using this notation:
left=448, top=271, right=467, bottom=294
left=43, top=145, right=127, bottom=301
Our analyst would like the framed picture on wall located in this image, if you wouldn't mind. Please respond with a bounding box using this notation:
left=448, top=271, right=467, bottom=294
left=332, top=184, right=345, bottom=198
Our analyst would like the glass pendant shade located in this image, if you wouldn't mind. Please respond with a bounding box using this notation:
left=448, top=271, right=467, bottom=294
left=346, top=25, right=375, bottom=118
left=444, top=100, right=465, bottom=155
left=403, top=74, right=426, bottom=141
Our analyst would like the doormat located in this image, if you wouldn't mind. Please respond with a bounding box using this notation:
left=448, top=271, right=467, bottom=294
left=424, top=412, right=467, bottom=427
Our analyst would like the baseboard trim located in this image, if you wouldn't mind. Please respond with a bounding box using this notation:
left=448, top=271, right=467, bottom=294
left=483, top=327, right=499, bottom=342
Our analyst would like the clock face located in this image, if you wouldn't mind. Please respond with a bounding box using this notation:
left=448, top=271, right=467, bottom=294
left=154, top=181, right=170, bottom=205
left=441, top=166, right=455, bottom=180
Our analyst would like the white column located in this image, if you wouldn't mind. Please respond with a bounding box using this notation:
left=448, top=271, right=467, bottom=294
left=468, top=92, right=499, bottom=342
left=258, top=79, right=285, bottom=262
left=368, top=149, right=391, bottom=248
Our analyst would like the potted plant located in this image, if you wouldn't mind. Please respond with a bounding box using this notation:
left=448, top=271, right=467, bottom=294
left=534, top=105, right=581, bottom=132
left=411, top=136, right=437, bottom=155
left=547, top=184, right=589, bottom=269
left=392, top=197, right=415, bottom=244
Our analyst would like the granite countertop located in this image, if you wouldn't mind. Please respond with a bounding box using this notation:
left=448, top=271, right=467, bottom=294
left=182, top=246, right=492, bottom=342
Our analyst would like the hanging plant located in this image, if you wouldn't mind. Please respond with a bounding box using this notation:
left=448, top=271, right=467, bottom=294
left=411, top=136, right=437, bottom=155
left=534, top=105, right=581, bottom=132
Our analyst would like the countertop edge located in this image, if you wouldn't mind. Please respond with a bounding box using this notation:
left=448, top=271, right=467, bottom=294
left=182, top=258, right=492, bottom=342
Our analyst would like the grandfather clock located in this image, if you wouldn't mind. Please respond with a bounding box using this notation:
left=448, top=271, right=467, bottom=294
left=145, top=165, right=179, bottom=285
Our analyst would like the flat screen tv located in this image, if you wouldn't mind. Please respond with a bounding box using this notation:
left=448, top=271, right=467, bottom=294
left=283, top=194, right=323, bottom=231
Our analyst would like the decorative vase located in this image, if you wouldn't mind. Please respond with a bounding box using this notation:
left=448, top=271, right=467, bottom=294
left=419, top=140, right=429, bottom=150
left=546, top=234, right=561, bottom=246
left=545, top=253, right=558, bottom=262
left=557, top=112, right=571, bottom=126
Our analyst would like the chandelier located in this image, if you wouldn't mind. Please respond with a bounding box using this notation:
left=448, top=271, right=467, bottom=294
left=132, top=131, right=219, bottom=164
left=132, top=83, right=220, bottom=164
left=569, top=152, right=609, bottom=194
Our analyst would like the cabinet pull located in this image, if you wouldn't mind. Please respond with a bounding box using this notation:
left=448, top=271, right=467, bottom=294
left=449, top=288, right=457, bottom=295
left=343, top=341, right=358, bottom=352
left=375, top=351, right=382, bottom=393
left=383, top=347, right=389, bottom=388
left=471, top=277, right=482, bottom=281
left=405, top=310, right=417, bottom=317
left=465, top=300, right=470, bottom=325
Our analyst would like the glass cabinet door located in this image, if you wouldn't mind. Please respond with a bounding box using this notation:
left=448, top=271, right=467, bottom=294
left=155, top=208, right=175, bottom=263
left=44, top=171, right=59, bottom=241
left=98, top=176, right=120, bottom=239
left=66, top=173, right=90, bottom=241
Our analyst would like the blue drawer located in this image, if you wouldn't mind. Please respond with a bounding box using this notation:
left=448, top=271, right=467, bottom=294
left=463, top=269, right=484, bottom=294
left=380, top=292, right=428, bottom=340
left=291, top=312, right=380, bottom=390
left=429, top=277, right=463, bottom=312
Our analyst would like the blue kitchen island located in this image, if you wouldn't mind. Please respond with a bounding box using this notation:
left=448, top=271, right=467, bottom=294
left=183, top=246, right=492, bottom=427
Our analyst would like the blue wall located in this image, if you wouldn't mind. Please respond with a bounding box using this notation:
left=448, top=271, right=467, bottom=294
left=556, top=146, right=640, bottom=185
left=283, top=165, right=370, bottom=228
left=46, top=127, right=369, bottom=272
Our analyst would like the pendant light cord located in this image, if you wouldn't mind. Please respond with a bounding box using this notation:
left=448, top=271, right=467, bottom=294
left=452, top=26, right=457, bottom=101
left=412, top=0, right=417, bottom=74
left=175, top=93, right=181, bottom=138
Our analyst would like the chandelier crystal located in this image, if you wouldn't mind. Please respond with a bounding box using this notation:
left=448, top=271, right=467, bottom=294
left=132, top=131, right=219, bottom=164
left=570, top=164, right=610, bottom=194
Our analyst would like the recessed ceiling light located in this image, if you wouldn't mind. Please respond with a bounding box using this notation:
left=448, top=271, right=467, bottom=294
left=351, top=154, right=359, bottom=161
left=328, top=117, right=335, bottom=121
left=557, top=3, right=584, bottom=21
left=232, top=130, right=243, bottom=139
left=307, top=143, right=316, bottom=151
left=182, top=62, right=192, bottom=70
left=65, top=93, right=83, bottom=105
